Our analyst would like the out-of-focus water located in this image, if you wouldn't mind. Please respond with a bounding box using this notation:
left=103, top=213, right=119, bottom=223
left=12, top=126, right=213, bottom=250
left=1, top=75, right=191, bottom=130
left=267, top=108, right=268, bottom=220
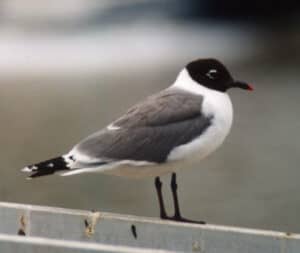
left=1, top=59, right=300, bottom=233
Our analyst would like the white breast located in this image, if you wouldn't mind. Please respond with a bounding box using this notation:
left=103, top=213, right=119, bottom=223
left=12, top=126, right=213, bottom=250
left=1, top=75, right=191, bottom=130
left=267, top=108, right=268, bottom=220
left=166, top=69, right=233, bottom=164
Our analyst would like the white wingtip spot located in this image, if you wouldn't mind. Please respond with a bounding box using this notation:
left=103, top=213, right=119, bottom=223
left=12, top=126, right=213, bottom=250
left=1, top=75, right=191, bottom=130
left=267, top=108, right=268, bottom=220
left=21, top=167, right=32, bottom=173
left=22, top=165, right=38, bottom=172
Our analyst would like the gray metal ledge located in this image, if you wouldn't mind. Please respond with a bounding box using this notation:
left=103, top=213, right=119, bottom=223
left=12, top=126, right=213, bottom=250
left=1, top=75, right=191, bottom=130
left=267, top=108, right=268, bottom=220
left=0, top=233, right=172, bottom=253
left=0, top=202, right=299, bottom=253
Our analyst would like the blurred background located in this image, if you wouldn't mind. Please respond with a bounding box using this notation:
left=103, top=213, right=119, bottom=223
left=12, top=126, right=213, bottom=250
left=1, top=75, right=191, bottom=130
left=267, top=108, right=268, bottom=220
left=1, top=0, right=300, bottom=233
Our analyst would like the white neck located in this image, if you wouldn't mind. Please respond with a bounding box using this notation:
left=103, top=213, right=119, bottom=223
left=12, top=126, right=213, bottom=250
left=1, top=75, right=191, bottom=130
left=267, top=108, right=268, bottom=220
left=171, top=68, right=225, bottom=97
left=171, top=68, right=233, bottom=131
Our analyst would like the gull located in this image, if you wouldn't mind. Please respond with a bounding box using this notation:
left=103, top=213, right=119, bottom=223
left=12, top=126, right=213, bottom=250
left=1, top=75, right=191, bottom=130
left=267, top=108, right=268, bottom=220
left=22, top=58, right=252, bottom=223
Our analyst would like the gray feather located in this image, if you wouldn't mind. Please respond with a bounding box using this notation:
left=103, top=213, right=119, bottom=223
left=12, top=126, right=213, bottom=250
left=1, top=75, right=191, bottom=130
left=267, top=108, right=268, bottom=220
left=74, top=88, right=212, bottom=163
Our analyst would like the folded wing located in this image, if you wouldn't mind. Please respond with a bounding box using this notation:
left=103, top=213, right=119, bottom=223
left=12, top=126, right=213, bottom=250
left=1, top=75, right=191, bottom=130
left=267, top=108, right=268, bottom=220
left=72, top=88, right=212, bottom=164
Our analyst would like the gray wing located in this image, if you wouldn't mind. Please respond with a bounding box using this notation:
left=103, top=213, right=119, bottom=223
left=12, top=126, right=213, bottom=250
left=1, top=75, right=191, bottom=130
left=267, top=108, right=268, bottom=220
left=73, top=88, right=212, bottom=164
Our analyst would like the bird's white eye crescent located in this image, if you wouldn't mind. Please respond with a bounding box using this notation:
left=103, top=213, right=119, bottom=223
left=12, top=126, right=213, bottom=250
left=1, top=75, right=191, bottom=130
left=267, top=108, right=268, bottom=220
left=206, top=69, right=218, bottom=79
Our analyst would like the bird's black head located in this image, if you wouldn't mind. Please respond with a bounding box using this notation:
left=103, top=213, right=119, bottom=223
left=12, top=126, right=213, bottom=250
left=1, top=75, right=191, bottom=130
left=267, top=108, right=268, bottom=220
left=186, top=58, right=253, bottom=92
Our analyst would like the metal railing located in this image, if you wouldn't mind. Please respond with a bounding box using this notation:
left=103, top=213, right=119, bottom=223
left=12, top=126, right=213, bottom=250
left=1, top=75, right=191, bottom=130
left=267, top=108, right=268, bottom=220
left=0, top=202, right=299, bottom=252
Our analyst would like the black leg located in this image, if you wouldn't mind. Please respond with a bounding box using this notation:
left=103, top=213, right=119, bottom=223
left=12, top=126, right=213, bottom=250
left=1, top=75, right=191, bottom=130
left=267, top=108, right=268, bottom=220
left=169, top=173, right=206, bottom=224
left=155, top=177, right=168, bottom=219
left=154, top=173, right=206, bottom=224
left=170, top=173, right=181, bottom=219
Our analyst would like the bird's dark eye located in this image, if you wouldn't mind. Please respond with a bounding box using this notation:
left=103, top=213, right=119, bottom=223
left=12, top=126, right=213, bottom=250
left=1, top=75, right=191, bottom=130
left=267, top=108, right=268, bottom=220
left=206, top=69, right=218, bottom=80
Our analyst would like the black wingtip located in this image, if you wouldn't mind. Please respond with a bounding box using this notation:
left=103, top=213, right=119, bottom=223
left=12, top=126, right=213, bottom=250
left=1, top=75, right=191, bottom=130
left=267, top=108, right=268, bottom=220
left=23, top=157, right=69, bottom=179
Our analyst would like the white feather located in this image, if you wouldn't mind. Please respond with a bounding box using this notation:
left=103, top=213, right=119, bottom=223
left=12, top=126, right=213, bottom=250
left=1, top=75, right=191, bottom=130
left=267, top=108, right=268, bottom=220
left=107, top=123, right=121, bottom=131
left=60, top=160, right=155, bottom=177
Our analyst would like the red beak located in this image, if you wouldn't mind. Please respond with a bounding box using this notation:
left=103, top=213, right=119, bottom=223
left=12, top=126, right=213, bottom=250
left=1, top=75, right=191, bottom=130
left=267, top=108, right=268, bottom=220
left=247, top=84, right=254, bottom=91
left=232, top=81, right=254, bottom=91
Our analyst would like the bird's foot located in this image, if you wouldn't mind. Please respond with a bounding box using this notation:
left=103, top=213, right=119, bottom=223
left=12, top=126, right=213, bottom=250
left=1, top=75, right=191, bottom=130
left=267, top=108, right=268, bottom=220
left=162, top=215, right=206, bottom=224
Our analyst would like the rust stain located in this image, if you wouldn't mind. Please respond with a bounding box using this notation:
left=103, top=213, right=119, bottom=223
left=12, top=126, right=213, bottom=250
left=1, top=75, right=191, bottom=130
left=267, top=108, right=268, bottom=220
left=84, top=212, right=100, bottom=237
left=17, top=214, right=26, bottom=236
left=192, top=241, right=201, bottom=252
